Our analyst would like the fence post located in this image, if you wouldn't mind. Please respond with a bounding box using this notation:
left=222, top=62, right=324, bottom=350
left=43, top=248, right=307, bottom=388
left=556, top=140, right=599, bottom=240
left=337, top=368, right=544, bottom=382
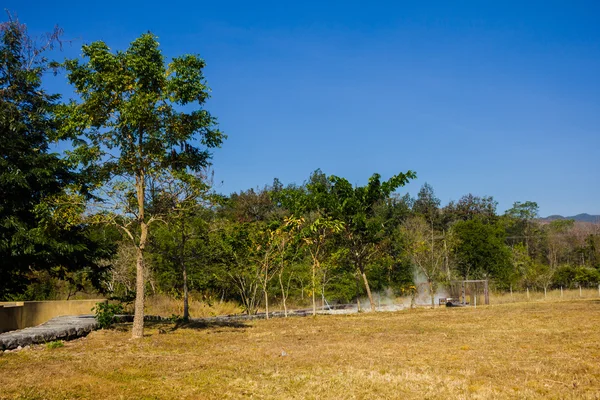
left=527, top=287, right=530, bottom=301
left=580, top=285, right=582, bottom=298
left=561, top=286, right=563, bottom=298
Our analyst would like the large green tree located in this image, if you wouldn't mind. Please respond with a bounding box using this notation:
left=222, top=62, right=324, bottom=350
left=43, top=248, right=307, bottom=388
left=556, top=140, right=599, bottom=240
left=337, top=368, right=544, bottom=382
left=450, top=218, right=512, bottom=285
left=327, top=171, right=416, bottom=311
left=0, top=17, right=111, bottom=299
left=58, top=33, right=224, bottom=338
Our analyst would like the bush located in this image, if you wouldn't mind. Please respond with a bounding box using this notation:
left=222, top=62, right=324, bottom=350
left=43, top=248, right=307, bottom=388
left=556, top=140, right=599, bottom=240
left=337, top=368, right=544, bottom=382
left=553, top=265, right=600, bottom=288
left=92, top=302, right=124, bottom=329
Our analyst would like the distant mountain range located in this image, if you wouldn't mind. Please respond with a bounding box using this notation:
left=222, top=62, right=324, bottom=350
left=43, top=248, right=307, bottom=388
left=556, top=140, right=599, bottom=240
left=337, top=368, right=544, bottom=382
left=540, top=213, right=600, bottom=223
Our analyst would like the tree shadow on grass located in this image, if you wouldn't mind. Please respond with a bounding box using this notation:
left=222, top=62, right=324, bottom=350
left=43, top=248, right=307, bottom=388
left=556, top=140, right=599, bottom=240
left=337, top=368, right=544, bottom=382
left=171, top=319, right=249, bottom=332
left=137, top=319, right=250, bottom=334
left=111, top=318, right=250, bottom=335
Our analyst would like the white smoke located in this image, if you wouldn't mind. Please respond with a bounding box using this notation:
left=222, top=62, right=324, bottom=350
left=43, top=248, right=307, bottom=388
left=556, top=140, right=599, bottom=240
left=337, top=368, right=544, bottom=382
left=406, top=270, right=449, bottom=307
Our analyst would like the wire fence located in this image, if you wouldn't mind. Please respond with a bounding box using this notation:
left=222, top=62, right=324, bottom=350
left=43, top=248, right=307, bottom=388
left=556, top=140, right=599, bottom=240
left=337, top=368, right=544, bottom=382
left=489, top=286, right=600, bottom=305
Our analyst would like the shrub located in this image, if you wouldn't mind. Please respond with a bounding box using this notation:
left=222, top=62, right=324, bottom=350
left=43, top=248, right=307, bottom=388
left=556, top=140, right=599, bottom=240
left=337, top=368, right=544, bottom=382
left=553, top=265, right=600, bottom=288
left=92, top=302, right=124, bottom=329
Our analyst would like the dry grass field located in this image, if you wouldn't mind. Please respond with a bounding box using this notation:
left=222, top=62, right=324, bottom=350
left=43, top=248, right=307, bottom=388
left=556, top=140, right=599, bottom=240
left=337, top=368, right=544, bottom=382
left=1, top=300, right=600, bottom=399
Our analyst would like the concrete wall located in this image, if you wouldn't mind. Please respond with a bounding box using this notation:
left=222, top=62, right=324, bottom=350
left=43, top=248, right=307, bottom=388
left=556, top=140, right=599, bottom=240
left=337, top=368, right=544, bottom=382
left=0, top=299, right=106, bottom=333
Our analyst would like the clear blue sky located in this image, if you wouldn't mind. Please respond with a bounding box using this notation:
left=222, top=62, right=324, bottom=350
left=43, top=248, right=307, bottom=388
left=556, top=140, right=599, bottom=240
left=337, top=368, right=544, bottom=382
left=7, top=0, right=600, bottom=216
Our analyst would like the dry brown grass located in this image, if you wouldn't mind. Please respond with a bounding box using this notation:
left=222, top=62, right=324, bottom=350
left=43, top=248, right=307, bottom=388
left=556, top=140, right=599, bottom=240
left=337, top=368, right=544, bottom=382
left=143, top=294, right=242, bottom=317
left=1, top=300, right=600, bottom=399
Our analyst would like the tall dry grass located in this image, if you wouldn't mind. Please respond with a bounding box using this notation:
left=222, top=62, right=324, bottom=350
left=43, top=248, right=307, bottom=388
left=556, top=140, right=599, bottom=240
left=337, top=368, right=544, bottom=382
left=144, top=293, right=242, bottom=317
left=490, top=287, right=600, bottom=304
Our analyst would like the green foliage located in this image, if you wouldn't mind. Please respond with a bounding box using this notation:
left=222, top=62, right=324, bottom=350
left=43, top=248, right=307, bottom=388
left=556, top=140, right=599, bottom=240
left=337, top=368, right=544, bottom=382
left=57, top=33, right=224, bottom=186
left=450, top=217, right=512, bottom=285
left=0, top=17, right=113, bottom=300
left=92, top=302, right=124, bottom=329
left=443, top=194, right=497, bottom=226
left=413, top=183, right=441, bottom=226
left=46, top=340, right=64, bottom=349
left=553, top=265, right=600, bottom=288
left=401, top=216, right=447, bottom=295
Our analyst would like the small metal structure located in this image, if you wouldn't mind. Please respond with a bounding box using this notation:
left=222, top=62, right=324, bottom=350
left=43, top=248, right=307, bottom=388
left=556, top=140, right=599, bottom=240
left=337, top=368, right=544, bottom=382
left=443, top=279, right=489, bottom=307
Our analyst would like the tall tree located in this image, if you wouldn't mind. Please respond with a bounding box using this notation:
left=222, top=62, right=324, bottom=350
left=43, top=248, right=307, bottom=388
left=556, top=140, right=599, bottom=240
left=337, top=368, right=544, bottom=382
left=0, top=16, right=110, bottom=299
left=401, top=216, right=446, bottom=308
left=302, top=216, right=344, bottom=316
left=58, top=33, right=224, bottom=338
left=413, top=183, right=441, bottom=227
left=328, top=172, right=416, bottom=311
left=504, top=201, right=540, bottom=255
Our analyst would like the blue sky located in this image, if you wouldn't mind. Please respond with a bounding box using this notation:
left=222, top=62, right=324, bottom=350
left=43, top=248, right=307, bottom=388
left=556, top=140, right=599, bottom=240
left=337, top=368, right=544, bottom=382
left=7, top=0, right=600, bottom=216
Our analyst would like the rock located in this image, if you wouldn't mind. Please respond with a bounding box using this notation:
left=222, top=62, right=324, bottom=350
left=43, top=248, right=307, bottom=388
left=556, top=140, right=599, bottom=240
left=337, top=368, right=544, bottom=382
left=0, top=315, right=100, bottom=350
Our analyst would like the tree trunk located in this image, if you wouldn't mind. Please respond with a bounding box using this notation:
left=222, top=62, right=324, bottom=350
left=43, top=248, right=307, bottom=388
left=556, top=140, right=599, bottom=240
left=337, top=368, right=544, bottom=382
left=443, top=231, right=450, bottom=279
left=132, top=244, right=146, bottom=339
left=182, top=261, right=189, bottom=321
left=361, top=269, right=375, bottom=312
left=264, top=287, right=269, bottom=319
left=355, top=273, right=362, bottom=312
left=132, top=171, right=147, bottom=339
left=429, top=280, right=435, bottom=308
left=181, top=224, right=189, bottom=321
left=279, top=272, right=287, bottom=317
left=312, top=259, right=317, bottom=317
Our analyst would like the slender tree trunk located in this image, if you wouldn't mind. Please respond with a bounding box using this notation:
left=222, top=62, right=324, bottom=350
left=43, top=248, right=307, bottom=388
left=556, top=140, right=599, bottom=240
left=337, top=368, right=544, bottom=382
left=181, top=227, right=189, bottom=321
left=132, top=171, right=147, bottom=339
left=355, top=273, right=362, bottom=312
left=443, top=230, right=450, bottom=279
left=429, top=280, right=435, bottom=308
left=312, top=258, right=317, bottom=317
left=264, top=287, right=269, bottom=319
left=360, top=268, right=375, bottom=312
left=279, top=271, right=288, bottom=317
left=132, top=242, right=146, bottom=339
left=182, top=262, right=189, bottom=321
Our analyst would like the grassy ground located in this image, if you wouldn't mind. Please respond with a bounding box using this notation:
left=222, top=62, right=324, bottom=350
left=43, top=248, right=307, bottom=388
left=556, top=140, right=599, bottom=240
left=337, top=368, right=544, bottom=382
left=1, top=300, right=600, bottom=399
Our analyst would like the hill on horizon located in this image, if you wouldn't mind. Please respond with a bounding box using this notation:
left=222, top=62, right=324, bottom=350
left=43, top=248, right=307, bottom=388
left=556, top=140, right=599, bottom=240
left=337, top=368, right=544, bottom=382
left=541, top=213, right=600, bottom=223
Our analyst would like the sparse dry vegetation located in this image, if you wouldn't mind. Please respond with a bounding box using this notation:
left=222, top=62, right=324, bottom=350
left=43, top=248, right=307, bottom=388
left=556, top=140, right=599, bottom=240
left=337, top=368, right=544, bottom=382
left=2, top=300, right=600, bottom=399
left=143, top=294, right=242, bottom=318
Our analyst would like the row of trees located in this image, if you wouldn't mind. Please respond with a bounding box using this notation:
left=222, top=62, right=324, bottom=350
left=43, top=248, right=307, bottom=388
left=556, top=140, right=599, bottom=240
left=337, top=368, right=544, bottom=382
left=135, top=179, right=599, bottom=315
left=2, top=16, right=599, bottom=338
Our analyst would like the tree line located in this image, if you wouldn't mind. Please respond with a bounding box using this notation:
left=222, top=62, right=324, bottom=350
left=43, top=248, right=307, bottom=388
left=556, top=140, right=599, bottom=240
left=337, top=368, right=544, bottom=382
left=2, top=17, right=599, bottom=338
